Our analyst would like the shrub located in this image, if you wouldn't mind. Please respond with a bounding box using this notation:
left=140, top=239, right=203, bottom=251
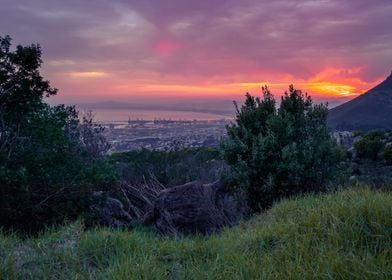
left=354, top=131, right=384, bottom=160
left=221, top=86, right=346, bottom=211
left=384, top=145, right=392, bottom=165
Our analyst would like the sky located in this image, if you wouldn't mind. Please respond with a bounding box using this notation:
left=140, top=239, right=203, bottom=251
left=1, top=0, right=392, bottom=107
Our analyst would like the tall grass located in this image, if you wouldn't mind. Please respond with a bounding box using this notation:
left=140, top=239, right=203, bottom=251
left=1, top=187, right=391, bottom=279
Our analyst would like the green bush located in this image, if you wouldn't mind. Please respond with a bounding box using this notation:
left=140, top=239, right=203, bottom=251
left=354, top=131, right=384, bottom=160
left=0, top=36, right=117, bottom=233
left=384, top=145, right=392, bottom=165
left=221, top=86, right=346, bottom=211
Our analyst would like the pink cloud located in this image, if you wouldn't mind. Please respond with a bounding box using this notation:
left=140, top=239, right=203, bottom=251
left=154, top=39, right=182, bottom=57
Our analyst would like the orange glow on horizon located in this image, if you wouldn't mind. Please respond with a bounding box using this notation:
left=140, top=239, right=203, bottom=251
left=54, top=67, right=383, bottom=102
left=108, top=80, right=373, bottom=99
left=69, top=71, right=106, bottom=78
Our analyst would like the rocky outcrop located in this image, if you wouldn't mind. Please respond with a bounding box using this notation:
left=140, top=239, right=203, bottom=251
left=332, top=131, right=362, bottom=159
left=333, top=131, right=355, bottom=149
left=144, top=181, right=243, bottom=235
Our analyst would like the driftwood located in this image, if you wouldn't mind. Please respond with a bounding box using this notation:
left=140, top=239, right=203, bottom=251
left=119, top=177, right=166, bottom=220
left=144, top=181, right=242, bottom=235
left=89, top=177, right=165, bottom=229
left=90, top=179, right=243, bottom=234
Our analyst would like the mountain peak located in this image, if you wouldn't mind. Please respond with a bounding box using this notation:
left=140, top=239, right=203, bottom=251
left=371, top=70, right=392, bottom=91
left=328, top=70, right=392, bottom=131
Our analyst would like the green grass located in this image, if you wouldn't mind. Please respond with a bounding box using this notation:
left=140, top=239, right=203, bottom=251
left=1, top=187, right=391, bottom=279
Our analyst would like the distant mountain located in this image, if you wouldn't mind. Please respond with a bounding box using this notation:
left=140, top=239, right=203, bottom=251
left=328, top=72, right=392, bottom=131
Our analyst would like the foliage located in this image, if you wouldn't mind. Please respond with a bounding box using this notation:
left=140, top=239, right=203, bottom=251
left=0, top=35, right=116, bottom=233
left=110, top=147, right=224, bottom=186
left=0, top=188, right=391, bottom=279
left=354, top=130, right=384, bottom=160
left=384, top=145, right=392, bottom=165
left=221, top=86, right=346, bottom=211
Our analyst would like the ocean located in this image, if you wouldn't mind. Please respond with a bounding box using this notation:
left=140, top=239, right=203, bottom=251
left=79, top=108, right=232, bottom=123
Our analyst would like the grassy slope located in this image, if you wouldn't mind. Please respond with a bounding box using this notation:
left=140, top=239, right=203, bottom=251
left=1, top=188, right=391, bottom=279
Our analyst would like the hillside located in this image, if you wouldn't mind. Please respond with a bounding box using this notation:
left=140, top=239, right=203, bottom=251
left=328, top=72, right=392, bottom=131
left=1, top=188, right=391, bottom=279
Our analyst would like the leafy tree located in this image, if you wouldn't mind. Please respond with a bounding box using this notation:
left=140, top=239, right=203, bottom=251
left=0, top=35, right=116, bottom=233
left=222, top=86, right=346, bottom=211
left=0, top=35, right=57, bottom=157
